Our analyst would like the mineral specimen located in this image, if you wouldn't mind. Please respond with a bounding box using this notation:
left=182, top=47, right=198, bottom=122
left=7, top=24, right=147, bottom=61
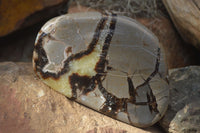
left=33, top=12, right=169, bottom=127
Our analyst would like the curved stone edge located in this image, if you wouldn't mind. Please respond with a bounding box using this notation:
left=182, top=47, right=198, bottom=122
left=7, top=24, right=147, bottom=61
left=0, top=62, right=163, bottom=133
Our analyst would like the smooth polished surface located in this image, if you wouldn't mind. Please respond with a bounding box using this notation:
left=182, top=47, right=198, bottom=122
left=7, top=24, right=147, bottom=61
left=33, top=12, right=169, bottom=127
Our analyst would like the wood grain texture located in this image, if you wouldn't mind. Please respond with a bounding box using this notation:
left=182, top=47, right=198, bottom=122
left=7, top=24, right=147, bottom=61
left=162, top=0, right=200, bottom=50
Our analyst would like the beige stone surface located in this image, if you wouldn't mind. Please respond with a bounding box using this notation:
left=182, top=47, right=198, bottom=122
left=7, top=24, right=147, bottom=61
left=162, top=0, right=200, bottom=50
left=0, top=62, right=162, bottom=133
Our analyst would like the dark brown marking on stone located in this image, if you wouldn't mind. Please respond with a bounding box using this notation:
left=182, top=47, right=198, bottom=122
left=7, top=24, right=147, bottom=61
left=65, top=16, right=110, bottom=99
left=147, top=85, right=159, bottom=113
left=136, top=48, right=160, bottom=89
left=96, top=14, right=160, bottom=117
left=97, top=75, right=128, bottom=118
left=107, top=66, right=113, bottom=71
left=95, top=13, right=117, bottom=73
left=69, top=16, right=108, bottom=60
left=133, top=48, right=160, bottom=113
left=33, top=32, right=68, bottom=79
left=82, top=77, right=97, bottom=95
left=98, top=73, right=160, bottom=122
left=34, top=32, right=49, bottom=75
left=65, top=46, right=72, bottom=56
left=98, top=47, right=161, bottom=123
left=127, top=77, right=136, bottom=103
left=69, top=73, right=96, bottom=99
left=34, top=15, right=108, bottom=80
left=100, top=98, right=128, bottom=118
left=93, top=13, right=129, bottom=118
left=69, top=73, right=91, bottom=91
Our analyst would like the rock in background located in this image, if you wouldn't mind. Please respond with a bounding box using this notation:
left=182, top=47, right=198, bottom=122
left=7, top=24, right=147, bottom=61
left=162, top=0, right=200, bottom=50
left=160, top=66, right=200, bottom=133
left=0, top=0, right=69, bottom=37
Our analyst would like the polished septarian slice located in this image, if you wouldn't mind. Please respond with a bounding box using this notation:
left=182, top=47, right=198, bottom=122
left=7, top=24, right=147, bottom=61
left=33, top=12, right=169, bottom=127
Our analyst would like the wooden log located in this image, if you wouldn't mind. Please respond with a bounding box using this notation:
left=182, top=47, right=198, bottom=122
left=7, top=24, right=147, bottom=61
left=162, top=0, right=200, bottom=50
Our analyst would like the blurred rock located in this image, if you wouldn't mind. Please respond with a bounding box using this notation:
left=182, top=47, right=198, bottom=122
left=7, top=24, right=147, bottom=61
left=68, top=4, right=97, bottom=13
left=0, top=0, right=69, bottom=37
left=138, top=17, right=200, bottom=69
left=162, top=0, right=200, bottom=50
left=0, top=23, right=41, bottom=62
left=72, top=0, right=167, bottom=18
left=160, top=66, right=200, bottom=133
left=0, top=62, right=162, bottom=133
